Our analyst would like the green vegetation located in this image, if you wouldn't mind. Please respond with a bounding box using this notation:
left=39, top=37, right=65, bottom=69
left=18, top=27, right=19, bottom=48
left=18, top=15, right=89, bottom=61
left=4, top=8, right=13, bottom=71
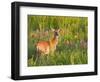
left=28, top=15, right=88, bottom=66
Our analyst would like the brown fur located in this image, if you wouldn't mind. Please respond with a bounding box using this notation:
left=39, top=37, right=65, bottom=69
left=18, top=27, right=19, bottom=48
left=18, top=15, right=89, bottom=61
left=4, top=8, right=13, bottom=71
left=36, top=29, right=60, bottom=56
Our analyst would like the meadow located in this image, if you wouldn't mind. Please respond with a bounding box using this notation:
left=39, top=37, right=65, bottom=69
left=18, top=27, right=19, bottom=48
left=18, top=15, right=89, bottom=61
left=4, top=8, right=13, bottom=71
left=28, top=15, right=88, bottom=66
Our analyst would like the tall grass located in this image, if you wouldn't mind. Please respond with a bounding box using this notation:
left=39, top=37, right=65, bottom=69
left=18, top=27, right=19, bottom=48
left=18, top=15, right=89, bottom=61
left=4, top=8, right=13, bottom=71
left=28, top=15, right=88, bottom=66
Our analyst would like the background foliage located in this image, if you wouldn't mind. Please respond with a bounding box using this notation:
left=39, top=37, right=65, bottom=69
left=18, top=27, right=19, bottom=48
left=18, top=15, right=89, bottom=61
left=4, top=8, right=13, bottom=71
left=28, top=15, right=88, bottom=66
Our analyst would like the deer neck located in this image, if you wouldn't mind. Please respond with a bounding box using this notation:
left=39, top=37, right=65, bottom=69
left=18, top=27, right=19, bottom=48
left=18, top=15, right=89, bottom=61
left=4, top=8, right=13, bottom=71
left=53, top=35, right=58, bottom=44
left=49, top=35, right=59, bottom=48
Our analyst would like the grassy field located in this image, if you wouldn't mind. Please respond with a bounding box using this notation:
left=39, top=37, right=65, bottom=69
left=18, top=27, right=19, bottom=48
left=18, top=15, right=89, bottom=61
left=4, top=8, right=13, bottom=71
left=28, top=15, right=88, bottom=66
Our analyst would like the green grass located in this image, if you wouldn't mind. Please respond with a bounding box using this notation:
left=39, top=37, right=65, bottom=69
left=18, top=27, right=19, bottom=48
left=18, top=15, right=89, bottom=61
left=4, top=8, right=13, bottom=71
left=28, top=15, right=88, bottom=66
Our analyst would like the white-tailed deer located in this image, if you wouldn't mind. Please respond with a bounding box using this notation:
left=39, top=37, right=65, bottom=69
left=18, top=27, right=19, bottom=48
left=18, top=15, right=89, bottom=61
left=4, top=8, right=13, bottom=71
left=36, top=28, right=60, bottom=56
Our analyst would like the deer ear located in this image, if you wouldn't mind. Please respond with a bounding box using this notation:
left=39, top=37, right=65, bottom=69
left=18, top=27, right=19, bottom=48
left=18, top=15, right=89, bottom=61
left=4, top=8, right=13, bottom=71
left=58, top=29, right=61, bottom=32
left=51, top=28, right=55, bottom=32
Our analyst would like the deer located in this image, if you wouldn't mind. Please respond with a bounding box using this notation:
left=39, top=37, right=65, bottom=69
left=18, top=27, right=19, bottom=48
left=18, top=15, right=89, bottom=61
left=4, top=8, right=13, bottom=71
left=36, top=28, right=60, bottom=57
